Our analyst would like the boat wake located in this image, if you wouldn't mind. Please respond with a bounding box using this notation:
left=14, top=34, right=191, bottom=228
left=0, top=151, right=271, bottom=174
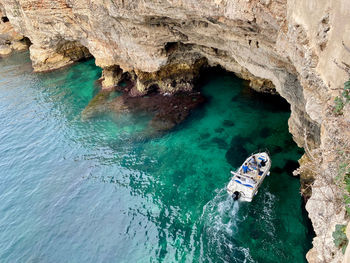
left=202, top=189, right=241, bottom=234
left=198, top=188, right=254, bottom=263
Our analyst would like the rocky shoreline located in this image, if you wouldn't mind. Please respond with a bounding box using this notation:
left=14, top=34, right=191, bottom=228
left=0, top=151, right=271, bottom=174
left=0, top=9, right=28, bottom=57
left=0, top=0, right=349, bottom=261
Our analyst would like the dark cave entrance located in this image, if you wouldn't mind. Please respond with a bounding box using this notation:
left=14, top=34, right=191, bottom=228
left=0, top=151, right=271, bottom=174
left=1, top=16, right=9, bottom=23
left=55, top=40, right=93, bottom=64
left=197, top=65, right=291, bottom=111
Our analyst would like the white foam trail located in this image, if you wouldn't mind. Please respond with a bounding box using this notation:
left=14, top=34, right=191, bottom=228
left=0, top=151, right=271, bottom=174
left=203, top=189, right=237, bottom=233
left=198, top=188, right=254, bottom=263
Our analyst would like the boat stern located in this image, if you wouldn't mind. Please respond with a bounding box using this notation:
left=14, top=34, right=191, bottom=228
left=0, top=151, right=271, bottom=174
left=227, top=180, right=254, bottom=202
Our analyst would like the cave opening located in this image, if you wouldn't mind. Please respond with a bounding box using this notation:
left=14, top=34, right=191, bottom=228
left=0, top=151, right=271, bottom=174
left=21, top=37, right=32, bottom=47
left=147, top=84, right=160, bottom=95
left=1, top=16, right=9, bottom=23
left=164, top=42, right=178, bottom=54
left=197, top=65, right=291, bottom=112
left=55, top=40, right=93, bottom=64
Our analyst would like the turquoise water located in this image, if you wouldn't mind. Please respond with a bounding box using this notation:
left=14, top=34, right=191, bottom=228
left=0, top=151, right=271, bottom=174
left=0, top=53, right=312, bottom=262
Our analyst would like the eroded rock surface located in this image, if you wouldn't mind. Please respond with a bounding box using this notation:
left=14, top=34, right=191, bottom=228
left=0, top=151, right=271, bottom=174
left=1, top=0, right=350, bottom=261
left=0, top=4, right=29, bottom=56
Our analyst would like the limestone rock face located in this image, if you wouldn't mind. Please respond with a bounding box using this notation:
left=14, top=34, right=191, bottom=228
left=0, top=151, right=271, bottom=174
left=101, top=65, right=123, bottom=90
left=29, top=40, right=91, bottom=72
left=0, top=0, right=350, bottom=262
left=0, top=5, right=29, bottom=56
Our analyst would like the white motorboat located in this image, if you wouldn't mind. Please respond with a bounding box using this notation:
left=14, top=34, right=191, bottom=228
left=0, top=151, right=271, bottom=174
left=227, top=152, right=271, bottom=202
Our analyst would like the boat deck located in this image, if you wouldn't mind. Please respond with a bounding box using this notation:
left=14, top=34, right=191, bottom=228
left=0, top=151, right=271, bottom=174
left=227, top=152, right=271, bottom=201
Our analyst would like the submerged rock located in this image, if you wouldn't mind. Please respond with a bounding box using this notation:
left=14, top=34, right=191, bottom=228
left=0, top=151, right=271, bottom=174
left=81, top=90, right=111, bottom=119
left=199, top=132, right=210, bottom=140
left=225, top=135, right=250, bottom=168
left=222, top=120, right=235, bottom=127
left=259, top=127, right=271, bottom=139
left=82, top=82, right=206, bottom=137
left=271, top=145, right=283, bottom=154
left=214, top=127, right=224, bottom=133
left=211, top=137, right=229, bottom=150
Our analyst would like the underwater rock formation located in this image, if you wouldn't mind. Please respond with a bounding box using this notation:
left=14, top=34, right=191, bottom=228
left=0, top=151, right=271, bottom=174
left=82, top=82, right=206, bottom=136
left=0, top=0, right=350, bottom=261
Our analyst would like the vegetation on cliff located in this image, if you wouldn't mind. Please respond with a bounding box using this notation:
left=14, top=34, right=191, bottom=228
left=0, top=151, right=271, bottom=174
left=333, top=224, right=348, bottom=254
left=334, top=79, right=350, bottom=115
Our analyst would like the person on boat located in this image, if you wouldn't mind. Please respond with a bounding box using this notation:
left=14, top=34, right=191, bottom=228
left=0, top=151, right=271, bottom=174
left=247, top=156, right=258, bottom=171
left=256, top=166, right=261, bottom=176
left=250, top=156, right=258, bottom=166
left=242, top=163, right=250, bottom=173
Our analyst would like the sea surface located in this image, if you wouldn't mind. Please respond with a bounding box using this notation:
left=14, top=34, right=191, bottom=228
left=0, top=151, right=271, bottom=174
left=0, top=52, right=313, bottom=263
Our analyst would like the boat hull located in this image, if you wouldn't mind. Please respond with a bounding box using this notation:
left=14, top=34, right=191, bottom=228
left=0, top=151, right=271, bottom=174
left=227, top=152, right=271, bottom=202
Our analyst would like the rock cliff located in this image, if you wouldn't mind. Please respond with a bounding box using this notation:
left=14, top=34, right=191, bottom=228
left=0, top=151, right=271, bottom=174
left=0, top=0, right=349, bottom=261
left=0, top=4, right=28, bottom=56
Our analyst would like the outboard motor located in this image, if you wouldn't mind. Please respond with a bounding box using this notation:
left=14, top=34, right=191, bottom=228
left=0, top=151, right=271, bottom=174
left=233, top=191, right=241, bottom=201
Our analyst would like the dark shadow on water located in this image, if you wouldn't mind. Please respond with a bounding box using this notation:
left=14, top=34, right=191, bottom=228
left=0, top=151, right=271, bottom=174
left=271, top=145, right=283, bottom=154
left=259, top=127, right=271, bottom=138
left=283, top=159, right=300, bottom=176
left=235, top=87, right=291, bottom=113
left=225, top=135, right=251, bottom=168
left=198, top=65, right=290, bottom=112
left=222, top=120, right=235, bottom=127
left=168, top=94, right=209, bottom=133
left=302, top=199, right=317, bottom=254
left=211, top=137, right=229, bottom=150
left=271, top=166, right=284, bottom=174
left=199, top=132, right=211, bottom=140
left=215, top=127, right=225, bottom=133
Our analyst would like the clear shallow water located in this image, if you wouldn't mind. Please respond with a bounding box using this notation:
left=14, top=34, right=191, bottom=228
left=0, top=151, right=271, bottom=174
left=0, top=53, right=312, bottom=263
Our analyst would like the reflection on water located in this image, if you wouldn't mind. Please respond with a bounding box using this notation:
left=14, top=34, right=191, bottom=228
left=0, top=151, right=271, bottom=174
left=0, top=52, right=313, bottom=263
